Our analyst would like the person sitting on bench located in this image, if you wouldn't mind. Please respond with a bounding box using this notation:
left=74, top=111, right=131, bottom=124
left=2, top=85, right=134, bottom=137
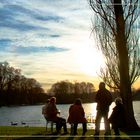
left=67, top=98, right=87, bottom=135
left=45, top=97, right=68, bottom=135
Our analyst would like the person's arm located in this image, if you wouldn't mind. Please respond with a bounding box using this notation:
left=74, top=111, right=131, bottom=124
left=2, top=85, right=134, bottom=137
left=108, top=91, right=113, bottom=105
left=105, top=89, right=112, bottom=105
left=95, top=91, right=100, bottom=103
left=80, top=106, right=85, bottom=117
left=53, top=104, right=58, bottom=115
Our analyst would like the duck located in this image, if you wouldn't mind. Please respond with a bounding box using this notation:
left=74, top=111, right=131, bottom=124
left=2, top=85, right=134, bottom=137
left=21, top=121, right=26, bottom=125
left=11, top=122, right=18, bottom=126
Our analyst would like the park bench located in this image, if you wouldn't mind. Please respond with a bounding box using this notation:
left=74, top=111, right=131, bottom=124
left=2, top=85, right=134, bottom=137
left=70, top=115, right=96, bottom=134
left=45, top=114, right=96, bottom=134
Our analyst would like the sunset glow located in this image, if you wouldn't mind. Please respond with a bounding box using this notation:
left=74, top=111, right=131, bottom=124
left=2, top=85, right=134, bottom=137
left=0, top=0, right=138, bottom=91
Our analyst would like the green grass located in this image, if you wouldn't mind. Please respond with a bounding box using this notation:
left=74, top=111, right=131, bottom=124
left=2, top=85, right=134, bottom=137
left=0, top=126, right=140, bottom=140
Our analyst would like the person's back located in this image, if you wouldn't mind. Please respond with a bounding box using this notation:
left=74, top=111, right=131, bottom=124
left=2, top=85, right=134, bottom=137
left=68, top=104, right=86, bottom=123
left=67, top=98, right=87, bottom=135
left=46, top=102, right=58, bottom=121
left=96, top=88, right=112, bottom=113
left=94, top=82, right=112, bottom=136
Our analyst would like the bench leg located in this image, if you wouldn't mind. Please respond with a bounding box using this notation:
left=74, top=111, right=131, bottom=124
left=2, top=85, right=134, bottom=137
left=46, top=121, right=48, bottom=131
left=51, top=121, right=54, bottom=132
left=46, top=121, right=54, bottom=132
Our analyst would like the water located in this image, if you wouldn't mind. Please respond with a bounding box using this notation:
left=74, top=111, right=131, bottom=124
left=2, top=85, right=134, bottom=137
left=0, top=101, right=140, bottom=129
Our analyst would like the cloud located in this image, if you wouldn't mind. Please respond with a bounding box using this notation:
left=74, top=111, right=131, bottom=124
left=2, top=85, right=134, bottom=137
left=38, top=34, right=61, bottom=38
left=34, top=15, right=64, bottom=22
left=0, top=3, right=64, bottom=32
left=0, top=39, right=12, bottom=51
left=0, top=20, right=47, bottom=31
left=49, top=35, right=61, bottom=38
left=0, top=39, right=12, bottom=46
left=10, top=46, right=69, bottom=54
left=0, top=5, right=49, bottom=31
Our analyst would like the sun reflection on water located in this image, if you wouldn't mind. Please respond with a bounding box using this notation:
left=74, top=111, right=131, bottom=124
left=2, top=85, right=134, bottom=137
left=83, top=102, right=115, bottom=130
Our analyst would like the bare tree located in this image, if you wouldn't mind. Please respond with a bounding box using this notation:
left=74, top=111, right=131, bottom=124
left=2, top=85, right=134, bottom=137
left=88, top=0, right=140, bottom=130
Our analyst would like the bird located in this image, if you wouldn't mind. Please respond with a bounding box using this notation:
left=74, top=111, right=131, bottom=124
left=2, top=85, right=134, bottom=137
left=11, top=122, right=18, bottom=126
left=21, top=121, right=26, bottom=125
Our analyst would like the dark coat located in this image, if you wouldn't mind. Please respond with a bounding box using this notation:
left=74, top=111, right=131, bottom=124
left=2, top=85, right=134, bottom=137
left=95, top=89, right=112, bottom=113
left=45, top=103, right=58, bottom=121
left=109, top=103, right=126, bottom=129
left=67, top=104, right=87, bottom=123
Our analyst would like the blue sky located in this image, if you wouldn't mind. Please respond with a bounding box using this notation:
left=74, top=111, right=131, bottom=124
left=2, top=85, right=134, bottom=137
left=0, top=0, right=106, bottom=90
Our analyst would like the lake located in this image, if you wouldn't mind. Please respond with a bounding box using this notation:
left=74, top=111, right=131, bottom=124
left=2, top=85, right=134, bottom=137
left=0, top=101, right=140, bottom=129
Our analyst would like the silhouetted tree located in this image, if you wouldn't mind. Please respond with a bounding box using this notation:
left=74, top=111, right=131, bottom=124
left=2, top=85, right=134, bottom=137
left=0, top=61, right=45, bottom=105
left=89, top=0, right=140, bottom=130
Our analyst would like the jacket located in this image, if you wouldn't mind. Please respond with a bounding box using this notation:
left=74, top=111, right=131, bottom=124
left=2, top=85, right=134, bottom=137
left=95, top=88, right=112, bottom=113
left=67, top=104, right=87, bottom=123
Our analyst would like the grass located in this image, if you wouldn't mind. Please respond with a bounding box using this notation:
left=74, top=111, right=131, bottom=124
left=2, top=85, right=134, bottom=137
left=0, top=126, right=140, bottom=140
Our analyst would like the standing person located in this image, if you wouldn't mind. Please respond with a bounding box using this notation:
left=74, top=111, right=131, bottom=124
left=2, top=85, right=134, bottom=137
left=94, top=82, right=112, bottom=135
left=46, top=97, right=68, bottom=135
left=109, top=97, right=126, bottom=135
left=67, top=98, right=87, bottom=135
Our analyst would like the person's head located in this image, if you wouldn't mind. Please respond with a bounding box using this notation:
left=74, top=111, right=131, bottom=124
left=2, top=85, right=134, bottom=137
left=50, top=97, right=56, bottom=104
left=99, top=82, right=105, bottom=90
left=115, top=97, right=123, bottom=105
left=74, top=98, right=82, bottom=106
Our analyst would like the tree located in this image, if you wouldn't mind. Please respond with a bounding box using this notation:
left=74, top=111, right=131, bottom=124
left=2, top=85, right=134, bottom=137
left=48, top=81, right=95, bottom=95
left=89, top=0, right=140, bottom=130
left=0, top=61, right=45, bottom=105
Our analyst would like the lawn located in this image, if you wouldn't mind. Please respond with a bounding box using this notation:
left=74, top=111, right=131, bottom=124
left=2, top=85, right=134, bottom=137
left=0, top=126, right=140, bottom=140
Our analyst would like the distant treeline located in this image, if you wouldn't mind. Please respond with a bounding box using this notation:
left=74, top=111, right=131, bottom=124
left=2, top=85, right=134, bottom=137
left=0, top=61, right=139, bottom=106
left=47, top=80, right=96, bottom=104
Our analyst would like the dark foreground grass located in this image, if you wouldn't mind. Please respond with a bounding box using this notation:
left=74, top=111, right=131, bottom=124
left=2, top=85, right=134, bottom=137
left=0, top=126, right=140, bottom=140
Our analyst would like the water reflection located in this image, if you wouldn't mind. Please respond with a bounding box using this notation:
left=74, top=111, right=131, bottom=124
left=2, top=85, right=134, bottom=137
left=83, top=102, right=115, bottom=130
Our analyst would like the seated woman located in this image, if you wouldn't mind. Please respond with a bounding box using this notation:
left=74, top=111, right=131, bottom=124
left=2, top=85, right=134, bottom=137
left=109, top=97, right=126, bottom=135
left=67, top=98, right=87, bottom=135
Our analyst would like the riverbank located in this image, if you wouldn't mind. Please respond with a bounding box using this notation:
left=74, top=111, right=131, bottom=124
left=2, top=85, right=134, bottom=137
left=0, top=126, right=140, bottom=140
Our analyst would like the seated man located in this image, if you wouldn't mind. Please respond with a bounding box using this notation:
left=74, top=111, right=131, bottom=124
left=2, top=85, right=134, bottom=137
left=45, top=97, right=68, bottom=134
left=67, top=98, right=87, bottom=135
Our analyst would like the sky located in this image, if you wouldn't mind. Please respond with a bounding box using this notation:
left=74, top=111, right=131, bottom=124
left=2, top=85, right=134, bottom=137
left=0, top=0, right=130, bottom=91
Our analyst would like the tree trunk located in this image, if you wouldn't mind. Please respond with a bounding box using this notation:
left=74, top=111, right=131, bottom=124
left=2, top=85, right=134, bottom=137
left=114, top=0, right=139, bottom=130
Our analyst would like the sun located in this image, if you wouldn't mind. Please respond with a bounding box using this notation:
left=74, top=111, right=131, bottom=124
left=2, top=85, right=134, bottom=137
left=75, top=45, right=105, bottom=76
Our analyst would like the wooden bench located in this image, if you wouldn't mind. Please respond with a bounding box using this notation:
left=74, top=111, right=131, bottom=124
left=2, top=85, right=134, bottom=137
left=45, top=115, right=96, bottom=134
